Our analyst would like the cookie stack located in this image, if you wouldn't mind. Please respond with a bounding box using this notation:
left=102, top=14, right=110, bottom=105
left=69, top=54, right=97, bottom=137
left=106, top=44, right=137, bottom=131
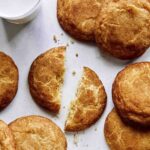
left=104, top=62, right=150, bottom=150
left=105, top=109, right=150, bottom=150
left=57, top=0, right=150, bottom=59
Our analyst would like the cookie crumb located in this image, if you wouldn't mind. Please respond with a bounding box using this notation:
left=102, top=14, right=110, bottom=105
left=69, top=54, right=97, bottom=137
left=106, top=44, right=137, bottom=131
left=72, top=71, right=76, bottom=76
left=73, top=134, right=78, bottom=146
left=53, top=35, right=57, bottom=43
left=75, top=53, right=79, bottom=57
left=70, top=40, right=75, bottom=44
left=66, top=43, right=69, bottom=47
left=55, top=115, right=59, bottom=119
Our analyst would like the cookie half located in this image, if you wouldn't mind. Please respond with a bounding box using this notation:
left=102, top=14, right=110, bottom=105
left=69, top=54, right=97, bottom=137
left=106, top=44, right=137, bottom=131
left=0, top=52, right=18, bottom=109
left=104, top=109, right=150, bottom=150
left=0, top=120, right=16, bottom=149
left=28, top=47, right=66, bottom=113
left=9, top=115, right=67, bottom=150
left=95, top=0, right=150, bottom=59
left=65, top=67, right=107, bottom=131
left=112, top=62, right=150, bottom=126
left=57, top=0, right=103, bottom=41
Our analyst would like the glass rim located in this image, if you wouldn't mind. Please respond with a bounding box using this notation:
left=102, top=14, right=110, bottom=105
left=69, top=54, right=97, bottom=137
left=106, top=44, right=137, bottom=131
left=0, top=0, right=41, bottom=20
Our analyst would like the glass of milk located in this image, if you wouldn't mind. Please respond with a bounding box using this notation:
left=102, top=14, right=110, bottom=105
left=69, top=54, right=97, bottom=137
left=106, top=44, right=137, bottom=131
left=0, top=0, right=41, bottom=24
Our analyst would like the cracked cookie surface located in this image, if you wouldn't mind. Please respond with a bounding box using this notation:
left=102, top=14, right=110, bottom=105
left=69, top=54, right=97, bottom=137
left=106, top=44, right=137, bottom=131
left=65, top=67, right=107, bottom=131
left=95, top=0, right=150, bottom=59
left=9, top=115, right=67, bottom=150
left=104, top=109, right=150, bottom=150
left=28, top=47, right=66, bottom=113
left=0, top=52, right=18, bottom=109
left=113, top=62, right=150, bottom=126
left=0, top=120, right=15, bottom=150
left=57, top=0, right=104, bottom=41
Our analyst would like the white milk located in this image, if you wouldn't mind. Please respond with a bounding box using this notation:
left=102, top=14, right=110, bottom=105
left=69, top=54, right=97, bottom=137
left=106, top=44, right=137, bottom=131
left=0, top=0, right=41, bottom=24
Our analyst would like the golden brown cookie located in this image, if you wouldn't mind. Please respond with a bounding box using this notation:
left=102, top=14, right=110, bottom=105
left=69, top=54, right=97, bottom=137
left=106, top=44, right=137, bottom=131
left=9, top=115, right=67, bottom=150
left=28, top=47, right=66, bottom=113
left=104, top=109, right=150, bottom=150
left=112, top=62, right=150, bottom=126
left=0, top=52, right=18, bottom=109
left=95, top=0, right=150, bottom=59
left=65, top=67, right=107, bottom=131
left=57, top=0, right=103, bottom=41
left=0, top=120, right=16, bottom=150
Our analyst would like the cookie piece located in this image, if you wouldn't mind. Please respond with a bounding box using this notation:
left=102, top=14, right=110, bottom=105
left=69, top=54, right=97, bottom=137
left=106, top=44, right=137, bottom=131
left=0, top=52, right=18, bottom=109
left=65, top=67, right=107, bottom=131
left=95, top=0, right=150, bottom=59
left=0, top=120, right=16, bottom=149
left=28, top=47, right=66, bottom=113
left=9, top=115, right=67, bottom=150
left=104, top=109, right=150, bottom=150
left=57, top=0, right=103, bottom=41
left=112, top=62, right=150, bottom=126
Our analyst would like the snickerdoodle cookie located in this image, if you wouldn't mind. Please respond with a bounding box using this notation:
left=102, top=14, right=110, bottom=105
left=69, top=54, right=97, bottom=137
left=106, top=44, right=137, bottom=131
left=65, top=67, right=107, bottom=131
left=57, top=0, right=103, bottom=41
left=0, top=52, right=18, bottom=109
left=104, top=109, right=150, bottom=150
left=95, top=0, right=150, bottom=59
left=9, top=115, right=67, bottom=150
left=0, top=120, right=15, bottom=149
left=28, top=47, right=66, bottom=113
left=58, top=0, right=150, bottom=59
left=113, top=62, right=150, bottom=126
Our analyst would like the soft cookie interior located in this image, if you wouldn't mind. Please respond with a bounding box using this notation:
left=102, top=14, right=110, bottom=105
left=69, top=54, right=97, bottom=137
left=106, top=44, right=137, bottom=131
left=28, top=46, right=66, bottom=113
left=65, top=67, right=107, bottom=131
